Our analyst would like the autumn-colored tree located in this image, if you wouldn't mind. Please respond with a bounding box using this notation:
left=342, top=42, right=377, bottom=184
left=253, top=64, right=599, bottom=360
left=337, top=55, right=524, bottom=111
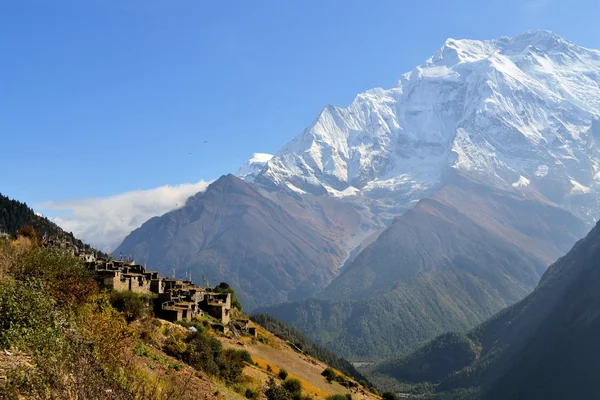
left=15, top=225, right=41, bottom=245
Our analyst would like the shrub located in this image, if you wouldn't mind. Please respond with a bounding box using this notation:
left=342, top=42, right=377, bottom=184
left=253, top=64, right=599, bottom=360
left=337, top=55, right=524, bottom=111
left=265, top=378, right=292, bottom=400
left=0, top=276, right=57, bottom=350
left=213, top=282, right=243, bottom=311
left=166, top=328, right=251, bottom=384
left=321, top=367, right=336, bottom=383
left=245, top=388, right=259, bottom=399
left=15, top=226, right=40, bottom=244
left=382, top=392, right=400, bottom=400
left=325, top=395, right=350, bottom=400
left=282, top=378, right=303, bottom=400
left=278, top=368, right=289, bottom=380
left=110, top=290, right=155, bottom=321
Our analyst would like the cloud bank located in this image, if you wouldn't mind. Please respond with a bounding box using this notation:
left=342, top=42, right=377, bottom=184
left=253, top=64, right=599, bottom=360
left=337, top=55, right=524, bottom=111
left=39, top=180, right=212, bottom=251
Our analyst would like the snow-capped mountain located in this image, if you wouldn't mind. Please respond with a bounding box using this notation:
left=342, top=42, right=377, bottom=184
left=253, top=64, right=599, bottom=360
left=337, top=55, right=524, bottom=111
left=236, top=153, right=273, bottom=182
left=246, top=30, right=600, bottom=222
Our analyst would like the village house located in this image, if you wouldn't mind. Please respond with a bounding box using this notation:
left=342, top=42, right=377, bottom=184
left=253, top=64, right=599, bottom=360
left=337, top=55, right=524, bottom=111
left=86, top=258, right=232, bottom=324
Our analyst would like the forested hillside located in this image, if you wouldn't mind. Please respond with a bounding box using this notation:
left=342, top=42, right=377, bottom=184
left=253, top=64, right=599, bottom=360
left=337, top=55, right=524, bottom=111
left=0, top=192, right=95, bottom=252
left=372, top=220, right=600, bottom=400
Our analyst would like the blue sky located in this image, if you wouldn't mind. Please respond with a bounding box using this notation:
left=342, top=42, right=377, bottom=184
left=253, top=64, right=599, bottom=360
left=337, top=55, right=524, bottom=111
left=1, top=0, right=599, bottom=247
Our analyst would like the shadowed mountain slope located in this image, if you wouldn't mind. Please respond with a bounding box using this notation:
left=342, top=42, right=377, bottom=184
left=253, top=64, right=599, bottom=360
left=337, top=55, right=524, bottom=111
left=373, top=218, right=600, bottom=400
left=115, top=175, right=372, bottom=311
left=259, top=173, right=586, bottom=361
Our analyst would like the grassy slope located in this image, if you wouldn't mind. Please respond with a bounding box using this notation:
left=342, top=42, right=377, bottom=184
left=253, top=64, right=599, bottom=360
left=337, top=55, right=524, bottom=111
left=219, top=324, right=378, bottom=400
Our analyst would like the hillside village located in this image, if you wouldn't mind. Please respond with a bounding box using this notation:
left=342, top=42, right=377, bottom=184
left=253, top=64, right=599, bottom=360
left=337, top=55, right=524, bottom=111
left=45, top=235, right=251, bottom=332
left=0, top=229, right=380, bottom=400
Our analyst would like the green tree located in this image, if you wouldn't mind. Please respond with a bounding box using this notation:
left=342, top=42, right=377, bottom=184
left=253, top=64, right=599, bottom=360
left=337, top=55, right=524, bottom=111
left=382, top=393, right=400, bottom=400
left=214, top=282, right=243, bottom=310
left=321, top=368, right=336, bottom=383
left=282, top=378, right=303, bottom=400
left=265, top=378, right=292, bottom=400
left=110, top=291, right=155, bottom=321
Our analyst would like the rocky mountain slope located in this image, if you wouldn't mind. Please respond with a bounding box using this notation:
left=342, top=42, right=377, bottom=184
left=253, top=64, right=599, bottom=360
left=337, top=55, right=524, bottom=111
left=372, top=218, right=600, bottom=400
left=253, top=31, right=600, bottom=224
left=259, top=172, right=587, bottom=360
left=116, top=31, right=600, bottom=355
left=115, top=174, right=383, bottom=311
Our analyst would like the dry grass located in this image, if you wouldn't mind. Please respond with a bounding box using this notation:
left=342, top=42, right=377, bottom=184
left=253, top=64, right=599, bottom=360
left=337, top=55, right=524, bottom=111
left=219, top=328, right=379, bottom=400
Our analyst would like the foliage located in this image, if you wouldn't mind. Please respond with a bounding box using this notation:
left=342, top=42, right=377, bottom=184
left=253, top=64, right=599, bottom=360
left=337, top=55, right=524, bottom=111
left=382, top=392, right=400, bottom=400
left=0, top=239, right=192, bottom=399
left=278, top=368, right=289, bottom=380
left=251, top=313, right=371, bottom=386
left=282, top=378, right=302, bottom=397
left=245, top=388, right=259, bottom=399
left=376, top=332, right=479, bottom=384
left=265, top=378, right=292, bottom=400
left=0, top=192, right=103, bottom=255
left=321, top=368, right=336, bottom=383
left=110, top=290, right=156, bottom=321
left=325, top=395, right=352, bottom=400
left=15, top=225, right=41, bottom=243
left=213, top=281, right=243, bottom=310
left=163, top=325, right=252, bottom=385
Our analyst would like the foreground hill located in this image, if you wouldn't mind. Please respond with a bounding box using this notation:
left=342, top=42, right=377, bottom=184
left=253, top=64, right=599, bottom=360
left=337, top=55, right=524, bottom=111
left=373, top=219, right=600, bottom=400
left=260, top=172, right=586, bottom=361
left=116, top=174, right=382, bottom=311
left=0, top=237, right=377, bottom=400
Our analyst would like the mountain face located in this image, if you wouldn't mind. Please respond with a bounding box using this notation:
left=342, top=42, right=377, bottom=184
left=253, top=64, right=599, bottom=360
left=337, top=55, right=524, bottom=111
left=115, top=175, right=381, bottom=311
left=116, top=31, right=599, bottom=356
left=373, top=219, right=600, bottom=400
left=253, top=30, right=600, bottom=223
left=258, top=172, right=587, bottom=360
left=235, top=153, right=273, bottom=182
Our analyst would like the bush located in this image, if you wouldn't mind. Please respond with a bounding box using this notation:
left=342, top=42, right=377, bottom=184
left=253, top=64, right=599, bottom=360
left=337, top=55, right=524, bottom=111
left=382, top=392, right=400, bottom=400
left=110, top=290, right=155, bottom=321
left=0, top=276, right=57, bottom=350
left=245, top=388, right=259, bottom=399
left=321, top=367, right=336, bottom=383
left=0, top=240, right=190, bottom=399
left=326, top=395, right=351, bottom=400
left=278, top=368, right=289, bottom=380
left=265, top=378, right=292, bottom=400
left=283, top=378, right=303, bottom=400
left=165, top=328, right=251, bottom=385
left=213, top=282, right=243, bottom=311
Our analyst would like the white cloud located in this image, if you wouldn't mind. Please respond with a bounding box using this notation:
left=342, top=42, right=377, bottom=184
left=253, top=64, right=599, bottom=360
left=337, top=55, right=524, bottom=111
left=38, top=180, right=212, bottom=252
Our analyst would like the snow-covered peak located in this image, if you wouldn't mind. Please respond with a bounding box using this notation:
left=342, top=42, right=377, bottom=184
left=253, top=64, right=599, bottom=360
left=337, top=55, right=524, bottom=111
left=236, top=153, right=273, bottom=182
left=250, top=32, right=600, bottom=222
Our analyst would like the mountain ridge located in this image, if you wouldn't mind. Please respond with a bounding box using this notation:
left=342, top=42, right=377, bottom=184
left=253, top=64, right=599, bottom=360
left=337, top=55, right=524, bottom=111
left=258, top=172, right=587, bottom=360
left=246, top=30, right=600, bottom=225
left=116, top=174, right=384, bottom=311
left=372, top=218, right=600, bottom=399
